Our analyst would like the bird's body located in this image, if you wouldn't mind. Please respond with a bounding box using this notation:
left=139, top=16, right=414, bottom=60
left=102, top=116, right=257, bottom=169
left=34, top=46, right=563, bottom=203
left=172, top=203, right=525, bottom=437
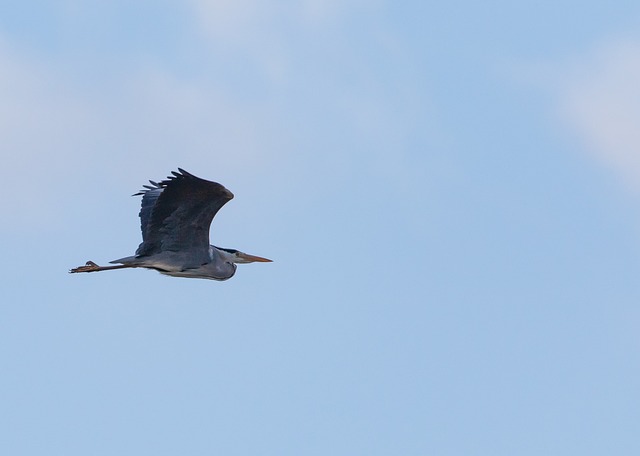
left=70, top=169, right=271, bottom=280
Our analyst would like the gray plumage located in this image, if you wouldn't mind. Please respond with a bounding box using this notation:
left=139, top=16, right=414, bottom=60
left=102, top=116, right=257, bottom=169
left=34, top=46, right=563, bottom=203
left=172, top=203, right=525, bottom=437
left=70, top=169, right=271, bottom=280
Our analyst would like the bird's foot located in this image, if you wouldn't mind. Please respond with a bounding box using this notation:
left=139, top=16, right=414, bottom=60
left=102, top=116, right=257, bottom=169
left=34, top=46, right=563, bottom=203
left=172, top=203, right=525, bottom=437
left=69, top=261, right=100, bottom=273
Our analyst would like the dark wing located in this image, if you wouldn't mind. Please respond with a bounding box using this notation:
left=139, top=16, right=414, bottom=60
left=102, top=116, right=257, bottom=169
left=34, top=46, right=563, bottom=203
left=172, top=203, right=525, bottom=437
left=133, top=168, right=234, bottom=257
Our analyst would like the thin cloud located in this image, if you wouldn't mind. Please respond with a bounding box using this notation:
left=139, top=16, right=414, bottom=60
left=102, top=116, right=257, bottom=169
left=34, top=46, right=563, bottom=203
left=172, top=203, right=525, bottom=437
left=0, top=40, right=97, bottom=228
left=0, top=39, right=279, bottom=232
left=554, top=38, right=640, bottom=190
left=0, top=2, right=435, bottom=234
left=187, top=0, right=377, bottom=83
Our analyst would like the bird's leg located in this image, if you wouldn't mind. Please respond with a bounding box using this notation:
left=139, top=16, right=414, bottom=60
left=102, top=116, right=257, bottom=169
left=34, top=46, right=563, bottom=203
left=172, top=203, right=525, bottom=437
left=69, top=261, right=134, bottom=274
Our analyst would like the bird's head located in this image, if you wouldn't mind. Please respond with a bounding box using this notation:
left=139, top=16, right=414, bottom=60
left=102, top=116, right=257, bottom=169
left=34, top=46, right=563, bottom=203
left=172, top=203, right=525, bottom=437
left=215, top=247, right=272, bottom=264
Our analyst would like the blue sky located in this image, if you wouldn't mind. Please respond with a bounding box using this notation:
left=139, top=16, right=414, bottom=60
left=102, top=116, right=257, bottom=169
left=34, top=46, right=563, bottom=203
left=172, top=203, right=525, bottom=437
left=2, top=1, right=640, bottom=455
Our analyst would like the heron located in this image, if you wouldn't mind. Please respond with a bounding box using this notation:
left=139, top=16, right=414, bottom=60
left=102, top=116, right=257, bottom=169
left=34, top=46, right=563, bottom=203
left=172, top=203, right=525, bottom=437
left=70, top=168, right=272, bottom=280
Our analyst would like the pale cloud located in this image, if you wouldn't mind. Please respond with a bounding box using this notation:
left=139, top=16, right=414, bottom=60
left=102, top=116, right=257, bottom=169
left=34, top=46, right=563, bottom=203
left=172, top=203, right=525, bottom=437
left=301, top=0, right=343, bottom=22
left=553, top=38, right=640, bottom=190
left=189, top=0, right=360, bottom=38
left=189, top=0, right=267, bottom=38
left=0, top=40, right=96, bottom=227
left=188, top=0, right=289, bottom=82
left=0, top=38, right=280, bottom=232
left=187, top=0, right=374, bottom=82
left=187, top=0, right=430, bottom=180
left=0, top=1, right=432, bottom=234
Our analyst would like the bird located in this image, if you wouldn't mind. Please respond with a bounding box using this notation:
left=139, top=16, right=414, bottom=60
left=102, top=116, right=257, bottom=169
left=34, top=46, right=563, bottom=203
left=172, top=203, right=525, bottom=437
left=70, top=168, right=272, bottom=280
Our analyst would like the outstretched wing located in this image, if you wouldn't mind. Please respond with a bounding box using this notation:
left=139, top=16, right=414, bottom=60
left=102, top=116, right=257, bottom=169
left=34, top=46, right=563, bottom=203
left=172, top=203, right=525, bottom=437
left=133, top=168, right=234, bottom=257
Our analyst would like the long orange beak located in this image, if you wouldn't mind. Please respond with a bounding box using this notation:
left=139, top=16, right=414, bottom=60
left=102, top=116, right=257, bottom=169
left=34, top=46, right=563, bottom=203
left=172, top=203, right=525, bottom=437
left=237, top=252, right=273, bottom=263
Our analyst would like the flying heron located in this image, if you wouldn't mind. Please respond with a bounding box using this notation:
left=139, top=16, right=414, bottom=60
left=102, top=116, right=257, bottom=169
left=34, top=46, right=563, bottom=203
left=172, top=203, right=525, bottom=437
left=70, top=168, right=272, bottom=280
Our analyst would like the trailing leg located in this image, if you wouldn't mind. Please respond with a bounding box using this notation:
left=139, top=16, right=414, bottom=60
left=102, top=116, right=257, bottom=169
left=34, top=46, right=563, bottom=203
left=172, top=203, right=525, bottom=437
left=69, top=261, right=136, bottom=274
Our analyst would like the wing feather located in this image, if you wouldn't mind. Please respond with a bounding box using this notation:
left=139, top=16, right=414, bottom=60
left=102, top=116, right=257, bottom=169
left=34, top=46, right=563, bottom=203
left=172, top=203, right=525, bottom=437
left=133, top=169, right=234, bottom=257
